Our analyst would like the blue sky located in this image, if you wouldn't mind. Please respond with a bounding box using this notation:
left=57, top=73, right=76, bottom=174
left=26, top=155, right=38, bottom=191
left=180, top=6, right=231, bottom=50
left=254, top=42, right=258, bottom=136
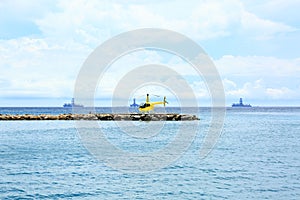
left=0, top=0, right=299, bottom=106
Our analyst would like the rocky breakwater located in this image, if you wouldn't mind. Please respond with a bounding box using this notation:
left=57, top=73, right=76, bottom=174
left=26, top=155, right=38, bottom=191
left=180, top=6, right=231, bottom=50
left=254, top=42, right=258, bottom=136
left=0, top=113, right=199, bottom=121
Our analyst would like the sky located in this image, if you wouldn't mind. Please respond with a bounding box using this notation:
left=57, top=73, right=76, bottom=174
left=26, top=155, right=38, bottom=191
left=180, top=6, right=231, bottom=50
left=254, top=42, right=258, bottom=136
left=0, top=0, right=299, bottom=106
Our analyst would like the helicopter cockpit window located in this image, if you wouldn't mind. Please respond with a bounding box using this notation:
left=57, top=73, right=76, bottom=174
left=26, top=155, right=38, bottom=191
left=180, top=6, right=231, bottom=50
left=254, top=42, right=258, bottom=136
left=139, top=103, right=150, bottom=108
left=139, top=103, right=146, bottom=108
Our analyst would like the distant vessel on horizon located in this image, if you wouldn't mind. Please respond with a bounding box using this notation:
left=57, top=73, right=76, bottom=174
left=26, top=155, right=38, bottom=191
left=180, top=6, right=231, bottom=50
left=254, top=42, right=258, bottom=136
left=232, top=98, right=252, bottom=107
left=63, top=98, right=84, bottom=108
left=130, top=98, right=139, bottom=107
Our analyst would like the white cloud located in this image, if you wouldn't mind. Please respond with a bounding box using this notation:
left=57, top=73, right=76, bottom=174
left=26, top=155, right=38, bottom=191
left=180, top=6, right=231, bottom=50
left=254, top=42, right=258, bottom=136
left=0, top=37, right=90, bottom=98
left=217, top=55, right=300, bottom=101
left=226, top=79, right=265, bottom=97
left=241, top=11, right=297, bottom=40
left=266, top=87, right=295, bottom=99
left=216, top=55, right=300, bottom=77
left=31, top=0, right=297, bottom=43
left=223, top=78, right=237, bottom=90
left=0, top=0, right=299, bottom=105
left=224, top=78, right=300, bottom=102
left=244, top=0, right=300, bottom=26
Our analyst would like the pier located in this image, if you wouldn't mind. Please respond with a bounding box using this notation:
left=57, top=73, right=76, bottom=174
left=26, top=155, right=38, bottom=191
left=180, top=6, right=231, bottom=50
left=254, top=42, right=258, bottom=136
left=0, top=113, right=199, bottom=121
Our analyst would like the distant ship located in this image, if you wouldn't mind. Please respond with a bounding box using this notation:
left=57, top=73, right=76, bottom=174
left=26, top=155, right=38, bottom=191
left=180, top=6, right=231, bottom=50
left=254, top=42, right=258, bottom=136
left=232, top=98, right=252, bottom=107
left=63, top=98, right=84, bottom=108
left=130, top=98, right=139, bottom=107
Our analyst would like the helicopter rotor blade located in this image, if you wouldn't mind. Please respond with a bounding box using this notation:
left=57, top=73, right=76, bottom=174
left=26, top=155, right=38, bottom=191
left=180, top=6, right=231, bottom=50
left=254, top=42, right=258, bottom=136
left=135, top=94, right=160, bottom=97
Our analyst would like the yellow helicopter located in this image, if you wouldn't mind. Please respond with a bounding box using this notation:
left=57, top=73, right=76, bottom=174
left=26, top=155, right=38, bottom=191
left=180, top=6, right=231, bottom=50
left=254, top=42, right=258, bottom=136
left=138, top=94, right=168, bottom=113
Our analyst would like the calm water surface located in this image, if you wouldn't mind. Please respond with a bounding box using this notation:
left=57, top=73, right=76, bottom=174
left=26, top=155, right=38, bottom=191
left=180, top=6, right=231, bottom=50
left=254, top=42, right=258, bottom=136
left=0, top=107, right=299, bottom=199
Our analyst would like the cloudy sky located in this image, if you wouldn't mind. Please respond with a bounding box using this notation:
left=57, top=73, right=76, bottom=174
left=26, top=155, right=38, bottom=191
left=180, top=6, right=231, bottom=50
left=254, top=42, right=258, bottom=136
left=0, top=0, right=299, bottom=106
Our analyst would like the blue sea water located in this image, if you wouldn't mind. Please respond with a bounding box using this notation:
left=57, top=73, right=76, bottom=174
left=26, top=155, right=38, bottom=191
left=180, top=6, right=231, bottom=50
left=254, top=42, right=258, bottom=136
left=0, top=107, right=300, bottom=199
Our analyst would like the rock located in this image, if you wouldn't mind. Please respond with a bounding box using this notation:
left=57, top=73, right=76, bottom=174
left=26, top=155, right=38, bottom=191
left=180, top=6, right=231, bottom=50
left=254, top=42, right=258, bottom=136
left=175, top=114, right=181, bottom=121
left=140, top=114, right=151, bottom=121
left=150, top=116, right=159, bottom=121
left=0, top=113, right=199, bottom=121
left=119, top=115, right=131, bottom=121
left=97, top=114, right=113, bottom=120
left=131, top=114, right=141, bottom=121
left=181, top=115, right=192, bottom=121
left=82, top=114, right=98, bottom=120
left=113, top=115, right=122, bottom=120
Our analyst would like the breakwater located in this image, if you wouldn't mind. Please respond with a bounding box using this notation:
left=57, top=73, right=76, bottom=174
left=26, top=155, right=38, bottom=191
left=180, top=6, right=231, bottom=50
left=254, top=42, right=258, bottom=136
left=0, top=113, right=199, bottom=121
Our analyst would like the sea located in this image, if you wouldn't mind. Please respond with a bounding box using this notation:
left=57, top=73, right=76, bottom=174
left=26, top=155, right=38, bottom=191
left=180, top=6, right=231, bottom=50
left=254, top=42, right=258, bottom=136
left=0, top=107, right=299, bottom=199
